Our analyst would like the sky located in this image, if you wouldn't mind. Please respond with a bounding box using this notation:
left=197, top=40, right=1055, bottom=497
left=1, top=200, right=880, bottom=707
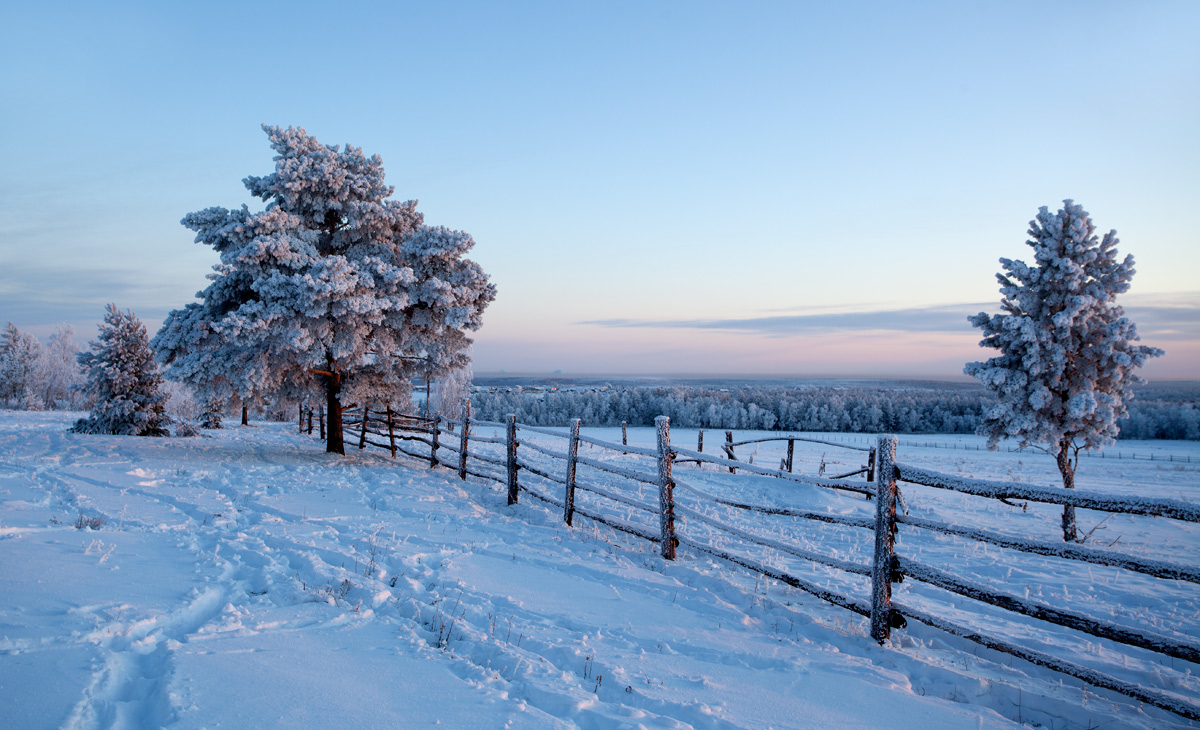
left=1, top=1, right=1197, bottom=380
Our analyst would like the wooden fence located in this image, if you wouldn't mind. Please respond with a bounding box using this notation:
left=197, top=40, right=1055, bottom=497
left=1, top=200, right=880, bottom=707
left=308, top=405, right=1200, bottom=722
left=785, top=432, right=1191, bottom=463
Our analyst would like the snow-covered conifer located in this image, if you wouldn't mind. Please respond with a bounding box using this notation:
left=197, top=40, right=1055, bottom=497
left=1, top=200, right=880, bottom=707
left=74, top=305, right=171, bottom=436
left=155, top=125, right=495, bottom=454
left=199, top=396, right=225, bottom=429
left=964, top=201, right=1163, bottom=540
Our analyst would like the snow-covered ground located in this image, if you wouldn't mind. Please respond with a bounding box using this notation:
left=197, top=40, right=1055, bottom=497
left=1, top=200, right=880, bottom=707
left=1, top=412, right=1196, bottom=729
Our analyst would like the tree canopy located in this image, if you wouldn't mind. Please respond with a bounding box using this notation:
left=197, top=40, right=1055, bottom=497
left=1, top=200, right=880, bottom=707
left=154, top=125, right=495, bottom=452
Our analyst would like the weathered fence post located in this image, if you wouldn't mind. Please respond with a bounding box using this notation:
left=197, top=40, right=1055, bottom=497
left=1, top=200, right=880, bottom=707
left=458, top=400, right=470, bottom=480
left=724, top=430, right=736, bottom=473
left=506, top=414, right=519, bottom=505
left=359, top=406, right=369, bottom=449
left=621, top=421, right=628, bottom=447
left=429, top=416, right=440, bottom=468
left=870, top=435, right=899, bottom=643
left=656, top=416, right=677, bottom=560
left=786, top=438, right=795, bottom=473
left=697, top=429, right=704, bottom=453
left=867, top=446, right=877, bottom=483
left=564, top=418, right=581, bottom=526
left=386, top=405, right=397, bottom=458
left=319, top=404, right=325, bottom=440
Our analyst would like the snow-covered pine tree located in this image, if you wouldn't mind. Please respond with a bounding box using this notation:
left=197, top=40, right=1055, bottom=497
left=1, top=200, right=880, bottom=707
left=0, top=322, right=44, bottom=409
left=154, top=125, right=495, bottom=454
left=199, top=395, right=225, bottom=429
left=965, top=200, right=1163, bottom=541
left=73, top=305, right=171, bottom=436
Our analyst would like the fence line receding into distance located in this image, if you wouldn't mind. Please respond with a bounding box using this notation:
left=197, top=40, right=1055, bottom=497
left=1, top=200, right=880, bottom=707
left=303, top=404, right=1199, bottom=722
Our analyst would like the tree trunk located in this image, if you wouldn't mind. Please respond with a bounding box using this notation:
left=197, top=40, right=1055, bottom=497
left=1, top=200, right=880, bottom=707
left=1056, top=438, right=1077, bottom=542
left=241, top=405, right=249, bottom=426
left=325, top=368, right=345, bottom=455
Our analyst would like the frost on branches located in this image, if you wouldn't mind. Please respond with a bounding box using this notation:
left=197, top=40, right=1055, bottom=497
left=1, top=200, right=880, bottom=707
left=429, top=357, right=473, bottom=420
left=965, top=200, right=1162, bottom=541
left=153, top=125, right=495, bottom=454
left=73, top=305, right=171, bottom=437
left=35, top=325, right=86, bottom=410
left=0, top=322, right=43, bottom=409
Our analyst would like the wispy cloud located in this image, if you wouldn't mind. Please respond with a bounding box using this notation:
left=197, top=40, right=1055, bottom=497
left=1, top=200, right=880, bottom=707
left=580, top=295, right=1200, bottom=341
left=582, top=304, right=988, bottom=336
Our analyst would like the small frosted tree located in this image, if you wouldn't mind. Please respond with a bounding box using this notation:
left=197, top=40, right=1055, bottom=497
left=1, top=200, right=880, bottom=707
left=429, top=356, right=473, bottom=420
left=965, top=200, right=1162, bottom=541
left=154, top=125, right=494, bottom=454
left=0, top=322, right=44, bottom=409
left=34, top=324, right=85, bottom=409
left=199, top=395, right=225, bottom=429
left=73, top=305, right=171, bottom=436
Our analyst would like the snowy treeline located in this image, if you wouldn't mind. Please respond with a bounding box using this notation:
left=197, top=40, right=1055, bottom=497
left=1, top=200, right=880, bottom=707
left=1, top=319, right=205, bottom=423
left=1117, top=397, right=1200, bottom=440
left=472, top=385, right=984, bottom=433
left=0, top=322, right=87, bottom=410
left=470, top=384, right=1200, bottom=440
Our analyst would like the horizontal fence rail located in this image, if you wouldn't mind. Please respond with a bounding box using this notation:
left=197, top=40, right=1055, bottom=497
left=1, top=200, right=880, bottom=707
left=308, top=402, right=1199, bottom=721
left=897, top=464, right=1200, bottom=522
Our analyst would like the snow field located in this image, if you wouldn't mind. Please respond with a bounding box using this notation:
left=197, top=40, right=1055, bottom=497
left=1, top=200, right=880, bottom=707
left=460, top=422, right=1200, bottom=725
left=0, top=412, right=1196, bottom=729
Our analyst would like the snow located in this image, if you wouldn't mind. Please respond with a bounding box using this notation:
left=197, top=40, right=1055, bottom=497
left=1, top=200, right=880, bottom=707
left=2, top=411, right=1197, bottom=729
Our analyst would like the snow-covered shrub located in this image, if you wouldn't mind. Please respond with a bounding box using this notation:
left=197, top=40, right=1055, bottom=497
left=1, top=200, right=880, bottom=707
left=73, top=305, right=172, bottom=437
left=964, top=200, right=1163, bottom=540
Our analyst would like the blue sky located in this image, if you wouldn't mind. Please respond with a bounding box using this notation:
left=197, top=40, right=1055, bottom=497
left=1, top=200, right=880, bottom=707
left=2, top=1, right=1197, bottom=379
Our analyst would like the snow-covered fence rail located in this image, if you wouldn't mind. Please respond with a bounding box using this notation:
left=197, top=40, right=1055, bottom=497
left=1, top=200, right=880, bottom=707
left=322, top=409, right=1200, bottom=721
left=733, top=433, right=1191, bottom=462
left=432, top=413, right=881, bottom=621
left=899, top=438, right=1192, bottom=462
left=895, top=465, right=1200, bottom=521
left=719, top=433, right=872, bottom=474
left=338, top=406, right=438, bottom=461
left=883, top=460, right=1200, bottom=721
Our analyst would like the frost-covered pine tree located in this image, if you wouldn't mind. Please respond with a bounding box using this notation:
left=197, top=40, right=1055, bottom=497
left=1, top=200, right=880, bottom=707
left=199, top=396, right=225, bottom=429
left=73, top=305, right=171, bottom=436
left=154, top=125, right=495, bottom=454
left=0, top=322, right=44, bottom=409
left=965, top=200, right=1162, bottom=541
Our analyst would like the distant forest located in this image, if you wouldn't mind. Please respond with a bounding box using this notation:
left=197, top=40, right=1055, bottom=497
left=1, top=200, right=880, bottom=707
left=470, top=381, right=1200, bottom=441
